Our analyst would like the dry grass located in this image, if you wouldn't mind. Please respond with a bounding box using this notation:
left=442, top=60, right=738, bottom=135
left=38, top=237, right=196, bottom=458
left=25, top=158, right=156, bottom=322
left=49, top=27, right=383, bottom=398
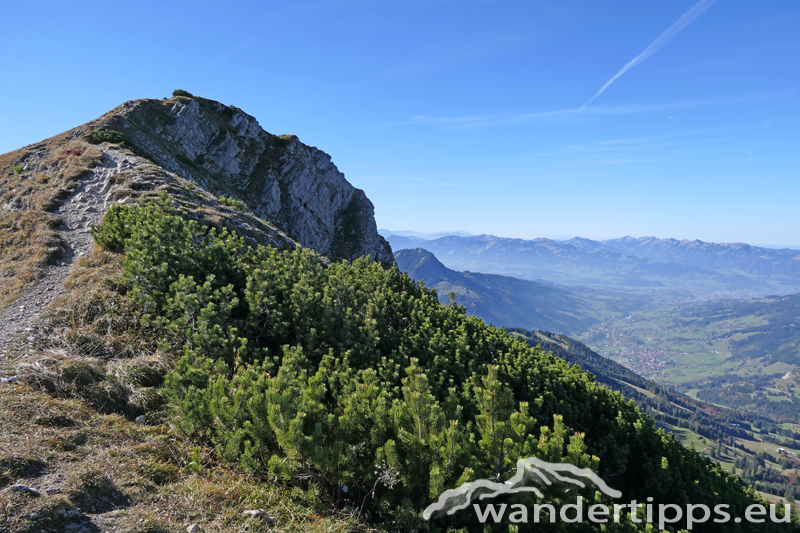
left=0, top=378, right=369, bottom=533
left=0, top=241, right=371, bottom=532
left=0, top=140, right=104, bottom=213
left=18, top=247, right=168, bottom=417
left=0, top=210, right=62, bottom=310
left=34, top=247, right=155, bottom=359
left=0, top=140, right=104, bottom=310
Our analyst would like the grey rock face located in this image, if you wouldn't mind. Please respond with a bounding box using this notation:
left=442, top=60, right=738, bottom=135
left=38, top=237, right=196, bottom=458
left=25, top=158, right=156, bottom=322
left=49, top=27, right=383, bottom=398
left=123, top=96, right=393, bottom=266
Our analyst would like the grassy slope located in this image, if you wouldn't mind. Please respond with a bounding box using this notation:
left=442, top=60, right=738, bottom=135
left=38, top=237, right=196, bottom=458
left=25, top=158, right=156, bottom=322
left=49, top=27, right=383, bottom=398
left=0, top=245, right=366, bottom=533
left=0, top=140, right=104, bottom=310
left=0, top=383, right=363, bottom=533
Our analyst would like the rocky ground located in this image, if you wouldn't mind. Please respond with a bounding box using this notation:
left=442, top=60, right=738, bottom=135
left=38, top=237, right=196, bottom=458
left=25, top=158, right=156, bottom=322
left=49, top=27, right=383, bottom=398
left=0, top=148, right=138, bottom=359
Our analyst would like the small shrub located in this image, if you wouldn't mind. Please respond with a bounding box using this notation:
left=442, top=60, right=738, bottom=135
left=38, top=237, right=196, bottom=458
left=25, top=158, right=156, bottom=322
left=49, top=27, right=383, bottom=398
left=48, top=432, right=87, bottom=452
left=140, top=460, right=179, bottom=486
left=273, top=134, right=296, bottom=149
left=84, top=129, right=145, bottom=160
left=219, top=105, right=240, bottom=120
left=89, top=200, right=142, bottom=252
left=21, top=360, right=132, bottom=415
left=14, top=164, right=24, bottom=174
left=172, top=89, right=193, bottom=98
left=218, top=195, right=247, bottom=211
left=34, top=415, right=76, bottom=428
left=128, top=387, right=166, bottom=415
left=65, top=470, right=116, bottom=512
left=66, top=332, right=108, bottom=358
left=85, top=130, right=128, bottom=146
left=111, top=355, right=171, bottom=388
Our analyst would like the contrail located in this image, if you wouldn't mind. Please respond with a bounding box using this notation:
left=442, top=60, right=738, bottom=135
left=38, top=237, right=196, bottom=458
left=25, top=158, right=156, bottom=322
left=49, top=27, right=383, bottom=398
left=583, top=0, right=717, bottom=108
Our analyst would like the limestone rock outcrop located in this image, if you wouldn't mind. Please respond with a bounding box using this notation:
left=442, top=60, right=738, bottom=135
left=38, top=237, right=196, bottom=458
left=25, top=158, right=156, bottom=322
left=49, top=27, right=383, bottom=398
left=95, top=94, right=393, bottom=266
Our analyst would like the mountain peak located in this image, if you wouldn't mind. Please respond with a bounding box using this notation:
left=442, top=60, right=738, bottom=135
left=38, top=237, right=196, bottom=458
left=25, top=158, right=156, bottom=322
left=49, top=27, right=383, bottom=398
left=0, top=92, right=394, bottom=313
left=80, top=93, right=393, bottom=265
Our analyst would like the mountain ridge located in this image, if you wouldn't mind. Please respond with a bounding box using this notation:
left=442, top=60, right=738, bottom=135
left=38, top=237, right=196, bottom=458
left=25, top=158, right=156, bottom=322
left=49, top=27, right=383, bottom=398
left=103, top=94, right=393, bottom=266
left=0, top=92, right=392, bottom=339
left=386, top=232, right=800, bottom=294
left=394, top=247, right=597, bottom=334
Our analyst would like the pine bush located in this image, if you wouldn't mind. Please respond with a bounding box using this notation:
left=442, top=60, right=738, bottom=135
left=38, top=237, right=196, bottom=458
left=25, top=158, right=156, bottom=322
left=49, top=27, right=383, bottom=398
left=88, top=193, right=793, bottom=531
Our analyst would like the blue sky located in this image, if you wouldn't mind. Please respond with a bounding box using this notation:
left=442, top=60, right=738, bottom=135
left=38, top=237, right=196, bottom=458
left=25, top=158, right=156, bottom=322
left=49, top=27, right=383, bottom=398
left=2, top=1, right=798, bottom=246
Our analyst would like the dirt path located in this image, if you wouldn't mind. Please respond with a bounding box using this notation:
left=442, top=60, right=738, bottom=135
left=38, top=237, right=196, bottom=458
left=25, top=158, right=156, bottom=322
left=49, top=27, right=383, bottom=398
left=0, top=148, right=135, bottom=358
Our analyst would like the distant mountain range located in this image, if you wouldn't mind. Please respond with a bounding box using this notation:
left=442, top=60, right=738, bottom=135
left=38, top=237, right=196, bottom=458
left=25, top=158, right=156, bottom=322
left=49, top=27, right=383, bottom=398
left=395, top=248, right=600, bottom=335
left=378, top=229, right=474, bottom=240
left=387, top=233, right=800, bottom=294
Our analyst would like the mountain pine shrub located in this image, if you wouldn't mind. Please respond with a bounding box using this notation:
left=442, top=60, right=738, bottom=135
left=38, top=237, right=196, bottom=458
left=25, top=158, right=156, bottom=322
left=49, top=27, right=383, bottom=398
left=87, top=193, right=795, bottom=531
left=218, top=195, right=247, bottom=211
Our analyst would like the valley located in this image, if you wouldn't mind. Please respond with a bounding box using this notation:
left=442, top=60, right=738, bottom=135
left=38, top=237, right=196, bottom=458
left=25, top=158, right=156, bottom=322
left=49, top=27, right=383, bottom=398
left=393, top=236, right=800, bottom=510
left=390, top=231, right=799, bottom=424
left=576, top=295, right=800, bottom=422
left=512, top=329, right=800, bottom=505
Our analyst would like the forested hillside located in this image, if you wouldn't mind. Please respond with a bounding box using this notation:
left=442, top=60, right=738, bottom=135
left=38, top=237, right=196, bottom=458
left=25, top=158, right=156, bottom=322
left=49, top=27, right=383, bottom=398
left=394, top=247, right=597, bottom=335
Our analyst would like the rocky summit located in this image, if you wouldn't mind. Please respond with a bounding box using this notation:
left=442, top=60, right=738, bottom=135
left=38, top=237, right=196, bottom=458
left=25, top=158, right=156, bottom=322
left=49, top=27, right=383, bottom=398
left=9, top=91, right=391, bottom=266
left=110, top=94, right=393, bottom=266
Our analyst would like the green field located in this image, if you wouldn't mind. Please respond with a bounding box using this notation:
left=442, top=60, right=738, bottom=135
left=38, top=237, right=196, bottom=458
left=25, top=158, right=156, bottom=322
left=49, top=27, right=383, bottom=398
left=658, top=419, right=800, bottom=506
left=574, top=297, right=799, bottom=421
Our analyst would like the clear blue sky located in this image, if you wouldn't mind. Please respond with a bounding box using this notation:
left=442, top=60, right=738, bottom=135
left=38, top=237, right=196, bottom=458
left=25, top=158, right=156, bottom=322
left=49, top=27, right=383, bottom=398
left=2, top=1, right=798, bottom=246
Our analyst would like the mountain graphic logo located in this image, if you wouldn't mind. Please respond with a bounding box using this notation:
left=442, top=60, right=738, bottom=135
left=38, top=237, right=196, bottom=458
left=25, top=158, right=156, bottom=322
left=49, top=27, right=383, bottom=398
left=422, top=457, right=622, bottom=520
